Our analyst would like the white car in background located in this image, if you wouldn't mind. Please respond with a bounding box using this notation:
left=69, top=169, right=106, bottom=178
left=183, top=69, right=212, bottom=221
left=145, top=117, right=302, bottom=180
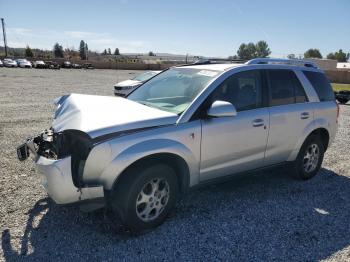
left=0, top=59, right=3, bottom=67
left=33, top=60, right=46, bottom=68
left=3, top=58, right=18, bottom=67
left=114, top=70, right=161, bottom=97
left=16, top=59, right=32, bottom=68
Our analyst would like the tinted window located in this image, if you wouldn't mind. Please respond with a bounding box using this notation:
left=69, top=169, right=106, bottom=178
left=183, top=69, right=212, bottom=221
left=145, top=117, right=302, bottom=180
left=268, top=70, right=308, bottom=106
left=211, top=70, right=262, bottom=111
left=293, top=74, right=308, bottom=103
left=268, top=70, right=295, bottom=106
left=303, top=71, right=335, bottom=101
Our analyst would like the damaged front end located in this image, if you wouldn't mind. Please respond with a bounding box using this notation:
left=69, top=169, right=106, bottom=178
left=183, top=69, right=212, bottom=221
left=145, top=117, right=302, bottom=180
left=17, top=129, right=61, bottom=161
left=17, top=129, right=104, bottom=208
left=18, top=129, right=91, bottom=187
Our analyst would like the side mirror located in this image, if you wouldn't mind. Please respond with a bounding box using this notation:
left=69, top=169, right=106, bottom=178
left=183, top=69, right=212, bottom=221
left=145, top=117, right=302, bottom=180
left=207, top=100, right=237, bottom=118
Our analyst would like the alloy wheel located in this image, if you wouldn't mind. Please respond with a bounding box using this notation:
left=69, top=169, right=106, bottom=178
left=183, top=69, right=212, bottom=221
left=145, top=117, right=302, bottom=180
left=303, top=143, right=320, bottom=173
left=136, top=178, right=170, bottom=222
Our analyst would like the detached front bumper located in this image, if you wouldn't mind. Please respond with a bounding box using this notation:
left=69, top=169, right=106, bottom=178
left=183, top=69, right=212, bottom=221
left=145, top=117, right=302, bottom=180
left=36, top=156, right=104, bottom=205
left=17, top=136, right=104, bottom=205
left=36, top=156, right=104, bottom=204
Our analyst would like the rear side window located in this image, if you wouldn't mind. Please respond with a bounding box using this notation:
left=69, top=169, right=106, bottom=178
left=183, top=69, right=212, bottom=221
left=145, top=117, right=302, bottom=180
left=267, top=69, right=308, bottom=106
left=294, top=76, right=308, bottom=103
left=303, top=71, right=335, bottom=101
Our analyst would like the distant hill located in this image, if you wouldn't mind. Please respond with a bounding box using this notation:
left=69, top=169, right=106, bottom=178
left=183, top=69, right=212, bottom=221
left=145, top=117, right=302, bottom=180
left=115, top=52, right=200, bottom=58
left=0, top=45, right=53, bottom=58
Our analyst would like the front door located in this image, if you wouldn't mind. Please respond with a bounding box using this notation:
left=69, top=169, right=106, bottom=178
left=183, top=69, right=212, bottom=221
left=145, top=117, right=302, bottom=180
left=200, top=69, right=269, bottom=181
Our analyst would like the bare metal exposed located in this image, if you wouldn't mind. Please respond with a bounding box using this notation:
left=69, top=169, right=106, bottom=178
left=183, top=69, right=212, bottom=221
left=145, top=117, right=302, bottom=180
left=17, top=58, right=338, bottom=231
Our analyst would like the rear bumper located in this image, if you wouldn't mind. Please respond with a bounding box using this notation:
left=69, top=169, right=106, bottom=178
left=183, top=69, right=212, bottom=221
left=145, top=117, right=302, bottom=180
left=35, top=156, right=104, bottom=205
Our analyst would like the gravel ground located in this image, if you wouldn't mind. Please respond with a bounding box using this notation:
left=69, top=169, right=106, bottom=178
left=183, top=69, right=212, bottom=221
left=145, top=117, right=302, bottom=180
left=1, top=68, right=350, bottom=261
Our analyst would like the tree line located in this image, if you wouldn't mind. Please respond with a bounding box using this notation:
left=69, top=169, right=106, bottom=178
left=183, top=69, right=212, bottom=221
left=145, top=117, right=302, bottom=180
left=233, top=41, right=271, bottom=60
left=6, top=40, right=350, bottom=63
left=20, top=40, right=122, bottom=60
left=233, top=41, right=349, bottom=62
left=53, top=40, right=91, bottom=60
left=53, top=41, right=156, bottom=58
left=293, top=48, right=349, bottom=62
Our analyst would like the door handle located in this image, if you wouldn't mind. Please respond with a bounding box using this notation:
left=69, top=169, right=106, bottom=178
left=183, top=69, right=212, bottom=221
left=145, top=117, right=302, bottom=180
left=252, top=119, right=264, bottom=127
left=301, top=112, right=310, bottom=119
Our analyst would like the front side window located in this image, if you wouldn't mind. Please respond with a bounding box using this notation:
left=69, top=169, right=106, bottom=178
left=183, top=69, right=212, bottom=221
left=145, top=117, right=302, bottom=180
left=210, top=70, right=263, bottom=111
left=128, top=68, right=220, bottom=114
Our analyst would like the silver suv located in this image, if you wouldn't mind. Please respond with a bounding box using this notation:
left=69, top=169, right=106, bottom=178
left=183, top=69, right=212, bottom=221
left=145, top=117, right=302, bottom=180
left=17, top=58, right=338, bottom=231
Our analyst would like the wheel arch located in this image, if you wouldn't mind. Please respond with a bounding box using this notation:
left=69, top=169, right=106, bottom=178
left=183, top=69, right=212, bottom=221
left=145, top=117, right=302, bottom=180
left=287, top=126, right=330, bottom=161
left=111, top=153, right=191, bottom=195
left=99, top=138, right=199, bottom=192
left=308, top=128, right=330, bottom=151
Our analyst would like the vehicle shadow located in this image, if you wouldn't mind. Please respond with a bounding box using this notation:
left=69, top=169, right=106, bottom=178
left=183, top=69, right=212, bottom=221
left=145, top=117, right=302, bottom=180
left=2, top=167, right=350, bottom=261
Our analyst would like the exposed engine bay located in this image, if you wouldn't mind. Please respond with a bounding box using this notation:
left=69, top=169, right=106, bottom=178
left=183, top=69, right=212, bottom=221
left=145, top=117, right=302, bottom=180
left=31, top=129, right=59, bottom=159
left=17, top=129, right=93, bottom=188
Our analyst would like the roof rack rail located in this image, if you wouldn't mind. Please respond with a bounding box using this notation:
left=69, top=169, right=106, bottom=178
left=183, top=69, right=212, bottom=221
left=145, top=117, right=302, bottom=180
left=245, top=58, right=318, bottom=68
left=178, top=58, right=246, bottom=66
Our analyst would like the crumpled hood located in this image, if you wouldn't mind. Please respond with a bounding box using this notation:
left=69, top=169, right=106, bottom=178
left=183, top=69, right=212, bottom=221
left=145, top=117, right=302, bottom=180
left=114, top=79, right=141, bottom=87
left=52, top=94, right=178, bottom=139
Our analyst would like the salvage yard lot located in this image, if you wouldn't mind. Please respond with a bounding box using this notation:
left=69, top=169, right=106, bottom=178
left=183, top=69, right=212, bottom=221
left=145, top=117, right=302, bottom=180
left=1, top=68, right=350, bottom=261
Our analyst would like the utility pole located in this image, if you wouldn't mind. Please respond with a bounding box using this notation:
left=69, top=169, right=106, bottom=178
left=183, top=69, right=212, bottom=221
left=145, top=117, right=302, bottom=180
left=1, top=18, right=8, bottom=57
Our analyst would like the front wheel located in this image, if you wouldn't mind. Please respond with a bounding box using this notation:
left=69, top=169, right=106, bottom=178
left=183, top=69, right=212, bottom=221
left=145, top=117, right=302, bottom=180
left=109, top=164, right=179, bottom=232
left=291, top=135, right=325, bottom=180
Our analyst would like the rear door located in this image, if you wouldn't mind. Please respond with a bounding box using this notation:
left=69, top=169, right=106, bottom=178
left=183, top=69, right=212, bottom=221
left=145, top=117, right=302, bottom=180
left=264, top=69, right=314, bottom=165
left=302, top=70, right=338, bottom=143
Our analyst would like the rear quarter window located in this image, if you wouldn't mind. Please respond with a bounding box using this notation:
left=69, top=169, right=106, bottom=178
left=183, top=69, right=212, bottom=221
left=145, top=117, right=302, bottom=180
left=303, top=71, right=335, bottom=101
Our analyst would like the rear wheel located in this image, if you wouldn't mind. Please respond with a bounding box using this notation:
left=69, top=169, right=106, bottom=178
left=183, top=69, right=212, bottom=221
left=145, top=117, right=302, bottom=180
left=291, top=135, right=325, bottom=180
left=109, top=164, right=179, bottom=232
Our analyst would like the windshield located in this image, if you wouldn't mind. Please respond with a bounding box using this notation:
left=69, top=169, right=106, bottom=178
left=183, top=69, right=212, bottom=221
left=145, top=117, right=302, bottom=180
left=133, top=71, right=159, bottom=82
left=128, top=68, right=220, bottom=114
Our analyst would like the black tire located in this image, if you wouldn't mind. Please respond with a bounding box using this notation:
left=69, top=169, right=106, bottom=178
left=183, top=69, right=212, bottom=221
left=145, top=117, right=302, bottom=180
left=291, top=135, right=325, bottom=180
left=109, top=163, right=179, bottom=232
left=337, top=98, right=348, bottom=104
